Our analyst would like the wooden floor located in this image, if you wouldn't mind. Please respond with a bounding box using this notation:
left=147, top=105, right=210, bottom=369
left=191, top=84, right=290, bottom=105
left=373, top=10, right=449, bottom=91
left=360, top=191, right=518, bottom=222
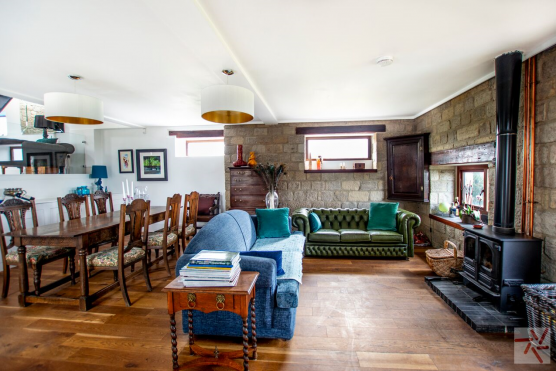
left=0, top=249, right=547, bottom=371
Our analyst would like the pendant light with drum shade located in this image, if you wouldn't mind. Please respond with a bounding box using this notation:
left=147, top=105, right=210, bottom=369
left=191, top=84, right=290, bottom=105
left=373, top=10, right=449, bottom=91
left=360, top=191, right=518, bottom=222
left=44, top=75, right=104, bottom=125
left=201, top=70, right=254, bottom=124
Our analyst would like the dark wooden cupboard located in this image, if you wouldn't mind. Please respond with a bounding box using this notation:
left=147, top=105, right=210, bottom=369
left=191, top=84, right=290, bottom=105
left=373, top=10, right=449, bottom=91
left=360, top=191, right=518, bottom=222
left=229, top=167, right=266, bottom=214
left=384, top=133, right=430, bottom=202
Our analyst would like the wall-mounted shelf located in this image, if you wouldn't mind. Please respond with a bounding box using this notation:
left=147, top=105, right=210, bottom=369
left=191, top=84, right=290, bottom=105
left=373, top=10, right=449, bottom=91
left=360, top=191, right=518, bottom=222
left=304, top=169, right=377, bottom=174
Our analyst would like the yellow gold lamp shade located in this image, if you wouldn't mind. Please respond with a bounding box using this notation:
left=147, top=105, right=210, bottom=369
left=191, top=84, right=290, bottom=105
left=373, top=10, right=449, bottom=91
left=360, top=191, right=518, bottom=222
left=44, top=92, right=104, bottom=125
left=201, top=85, right=254, bottom=124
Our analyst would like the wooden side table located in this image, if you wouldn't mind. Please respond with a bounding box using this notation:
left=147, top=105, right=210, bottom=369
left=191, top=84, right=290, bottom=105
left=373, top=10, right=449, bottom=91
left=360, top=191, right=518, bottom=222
left=163, top=271, right=259, bottom=371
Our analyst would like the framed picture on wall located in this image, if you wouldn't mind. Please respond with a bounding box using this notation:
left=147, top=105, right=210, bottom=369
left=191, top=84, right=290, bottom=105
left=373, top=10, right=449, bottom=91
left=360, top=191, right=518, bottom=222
left=118, top=149, right=134, bottom=173
left=136, top=149, right=168, bottom=181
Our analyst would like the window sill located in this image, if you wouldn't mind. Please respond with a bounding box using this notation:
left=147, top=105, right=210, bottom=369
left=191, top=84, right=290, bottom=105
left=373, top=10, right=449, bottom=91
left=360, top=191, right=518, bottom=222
left=304, top=169, right=378, bottom=173
left=429, top=214, right=472, bottom=231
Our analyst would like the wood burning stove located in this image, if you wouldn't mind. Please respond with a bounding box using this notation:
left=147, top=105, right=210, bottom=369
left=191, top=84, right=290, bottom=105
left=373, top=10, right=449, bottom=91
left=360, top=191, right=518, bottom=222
left=461, top=227, right=542, bottom=312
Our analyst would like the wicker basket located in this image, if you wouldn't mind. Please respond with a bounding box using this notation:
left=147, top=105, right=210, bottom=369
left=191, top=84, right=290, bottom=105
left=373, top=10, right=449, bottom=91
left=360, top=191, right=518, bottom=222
left=425, top=240, right=463, bottom=278
left=521, top=283, right=556, bottom=360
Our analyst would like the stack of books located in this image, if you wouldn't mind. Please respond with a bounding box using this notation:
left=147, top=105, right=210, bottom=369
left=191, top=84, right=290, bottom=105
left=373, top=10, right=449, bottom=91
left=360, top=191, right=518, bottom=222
left=179, top=250, right=241, bottom=287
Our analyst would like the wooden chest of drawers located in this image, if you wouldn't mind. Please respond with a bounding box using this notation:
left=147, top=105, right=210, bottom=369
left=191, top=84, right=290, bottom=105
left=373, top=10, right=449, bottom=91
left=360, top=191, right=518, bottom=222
left=229, top=167, right=266, bottom=214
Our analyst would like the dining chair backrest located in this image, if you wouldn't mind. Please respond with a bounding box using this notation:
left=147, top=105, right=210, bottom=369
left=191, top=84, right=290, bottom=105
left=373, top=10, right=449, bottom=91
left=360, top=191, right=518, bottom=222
left=90, top=190, right=114, bottom=215
left=182, top=191, right=199, bottom=235
left=58, top=193, right=91, bottom=222
left=0, top=199, right=38, bottom=254
left=118, top=199, right=150, bottom=264
left=162, top=194, right=181, bottom=236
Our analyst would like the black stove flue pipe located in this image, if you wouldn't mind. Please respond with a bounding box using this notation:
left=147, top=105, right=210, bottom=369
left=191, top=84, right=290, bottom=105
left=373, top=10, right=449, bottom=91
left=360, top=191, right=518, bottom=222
left=493, top=51, right=522, bottom=235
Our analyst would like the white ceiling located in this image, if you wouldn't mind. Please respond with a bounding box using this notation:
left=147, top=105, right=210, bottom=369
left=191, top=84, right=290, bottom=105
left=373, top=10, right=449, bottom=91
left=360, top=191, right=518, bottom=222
left=1, top=0, right=556, bottom=128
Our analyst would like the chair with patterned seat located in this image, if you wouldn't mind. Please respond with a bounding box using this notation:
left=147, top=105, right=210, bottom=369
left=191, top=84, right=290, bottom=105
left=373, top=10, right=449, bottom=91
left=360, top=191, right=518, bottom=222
left=179, top=191, right=199, bottom=253
left=147, top=193, right=180, bottom=276
left=86, top=199, right=152, bottom=306
left=58, top=193, right=93, bottom=274
left=0, top=199, right=76, bottom=298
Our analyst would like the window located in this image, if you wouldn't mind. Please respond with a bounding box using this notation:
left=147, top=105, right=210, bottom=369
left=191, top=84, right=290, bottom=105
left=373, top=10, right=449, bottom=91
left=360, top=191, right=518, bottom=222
left=185, top=138, right=224, bottom=157
left=457, top=165, right=488, bottom=211
left=305, top=135, right=372, bottom=160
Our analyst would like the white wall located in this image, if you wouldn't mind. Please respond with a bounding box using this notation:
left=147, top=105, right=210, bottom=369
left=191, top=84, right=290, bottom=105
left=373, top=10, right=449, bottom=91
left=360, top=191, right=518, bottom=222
left=0, top=174, right=93, bottom=201
left=97, top=127, right=225, bottom=209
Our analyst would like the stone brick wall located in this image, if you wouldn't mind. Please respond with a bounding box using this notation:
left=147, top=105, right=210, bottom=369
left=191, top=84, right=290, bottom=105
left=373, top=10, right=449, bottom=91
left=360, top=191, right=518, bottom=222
left=533, top=45, right=556, bottom=281
left=224, top=121, right=415, bottom=213
left=429, top=166, right=456, bottom=214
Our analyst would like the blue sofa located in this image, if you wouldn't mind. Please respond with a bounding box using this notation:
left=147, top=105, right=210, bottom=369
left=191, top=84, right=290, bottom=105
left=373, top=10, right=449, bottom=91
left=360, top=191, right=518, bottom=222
left=175, top=210, right=305, bottom=340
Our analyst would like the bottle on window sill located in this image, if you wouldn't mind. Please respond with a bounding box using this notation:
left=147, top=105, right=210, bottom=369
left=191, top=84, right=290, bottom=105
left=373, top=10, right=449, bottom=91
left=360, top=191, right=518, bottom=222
left=316, top=156, right=322, bottom=170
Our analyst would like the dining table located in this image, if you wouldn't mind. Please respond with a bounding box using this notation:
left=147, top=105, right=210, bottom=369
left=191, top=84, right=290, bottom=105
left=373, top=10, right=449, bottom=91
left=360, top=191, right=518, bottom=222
left=5, top=205, right=167, bottom=311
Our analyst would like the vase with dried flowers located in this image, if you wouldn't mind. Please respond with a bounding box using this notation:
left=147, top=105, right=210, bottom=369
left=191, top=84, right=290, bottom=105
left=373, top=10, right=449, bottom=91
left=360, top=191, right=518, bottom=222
left=254, top=163, right=287, bottom=209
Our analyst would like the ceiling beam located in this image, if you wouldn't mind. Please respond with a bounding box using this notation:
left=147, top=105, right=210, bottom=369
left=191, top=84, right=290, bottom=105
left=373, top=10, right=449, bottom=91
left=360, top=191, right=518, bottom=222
left=192, top=0, right=278, bottom=125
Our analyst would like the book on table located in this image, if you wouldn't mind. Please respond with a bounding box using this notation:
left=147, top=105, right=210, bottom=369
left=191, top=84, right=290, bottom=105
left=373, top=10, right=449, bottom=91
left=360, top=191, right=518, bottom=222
left=189, top=250, right=240, bottom=266
left=179, top=250, right=241, bottom=287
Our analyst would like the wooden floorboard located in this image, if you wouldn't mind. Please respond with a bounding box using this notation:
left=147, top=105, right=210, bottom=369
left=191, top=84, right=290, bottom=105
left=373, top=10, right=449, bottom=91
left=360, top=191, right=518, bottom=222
left=0, top=249, right=548, bottom=370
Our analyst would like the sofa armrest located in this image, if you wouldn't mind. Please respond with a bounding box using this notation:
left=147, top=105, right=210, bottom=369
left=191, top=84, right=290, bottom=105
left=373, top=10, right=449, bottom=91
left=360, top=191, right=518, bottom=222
left=396, top=209, right=421, bottom=258
left=292, top=208, right=311, bottom=237
left=176, top=254, right=277, bottom=294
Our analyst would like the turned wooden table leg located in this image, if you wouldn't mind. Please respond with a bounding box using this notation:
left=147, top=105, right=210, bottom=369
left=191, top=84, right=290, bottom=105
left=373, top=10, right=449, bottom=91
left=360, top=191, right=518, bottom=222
left=242, top=316, right=249, bottom=371
left=169, top=313, right=179, bottom=370
left=188, top=309, right=194, bottom=355
left=251, top=297, right=257, bottom=360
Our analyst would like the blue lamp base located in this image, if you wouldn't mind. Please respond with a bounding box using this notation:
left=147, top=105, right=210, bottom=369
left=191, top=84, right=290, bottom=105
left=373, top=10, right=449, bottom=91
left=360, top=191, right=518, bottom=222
left=94, top=178, right=104, bottom=192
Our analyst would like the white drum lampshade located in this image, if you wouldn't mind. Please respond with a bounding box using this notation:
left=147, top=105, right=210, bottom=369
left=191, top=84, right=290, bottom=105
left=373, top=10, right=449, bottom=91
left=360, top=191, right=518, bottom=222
left=44, top=92, right=104, bottom=125
left=201, top=85, right=254, bottom=124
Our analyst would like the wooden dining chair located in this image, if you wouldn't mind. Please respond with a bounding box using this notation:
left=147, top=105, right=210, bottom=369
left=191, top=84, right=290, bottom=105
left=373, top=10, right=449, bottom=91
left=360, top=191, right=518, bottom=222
left=0, top=199, right=76, bottom=298
left=86, top=199, right=152, bottom=306
left=179, top=191, right=199, bottom=253
left=89, top=190, right=114, bottom=215
left=57, top=193, right=91, bottom=222
left=147, top=193, right=181, bottom=276
left=57, top=193, right=93, bottom=274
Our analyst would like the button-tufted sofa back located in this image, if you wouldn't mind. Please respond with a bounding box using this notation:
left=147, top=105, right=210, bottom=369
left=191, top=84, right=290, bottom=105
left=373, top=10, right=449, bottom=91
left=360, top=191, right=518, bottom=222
left=310, top=208, right=370, bottom=231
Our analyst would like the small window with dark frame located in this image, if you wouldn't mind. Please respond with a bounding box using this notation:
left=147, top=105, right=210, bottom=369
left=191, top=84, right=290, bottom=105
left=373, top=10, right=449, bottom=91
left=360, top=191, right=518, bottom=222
left=457, top=165, right=488, bottom=212
left=185, top=138, right=224, bottom=157
left=305, top=135, right=373, bottom=161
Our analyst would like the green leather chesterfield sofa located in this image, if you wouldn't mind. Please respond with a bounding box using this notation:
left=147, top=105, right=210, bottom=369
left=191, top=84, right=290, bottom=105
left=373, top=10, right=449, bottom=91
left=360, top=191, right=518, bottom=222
left=292, top=208, right=421, bottom=258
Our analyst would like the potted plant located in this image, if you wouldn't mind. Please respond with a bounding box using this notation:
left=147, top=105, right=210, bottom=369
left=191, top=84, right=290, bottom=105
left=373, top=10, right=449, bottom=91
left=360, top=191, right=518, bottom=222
left=460, top=205, right=480, bottom=225
left=253, top=163, right=287, bottom=209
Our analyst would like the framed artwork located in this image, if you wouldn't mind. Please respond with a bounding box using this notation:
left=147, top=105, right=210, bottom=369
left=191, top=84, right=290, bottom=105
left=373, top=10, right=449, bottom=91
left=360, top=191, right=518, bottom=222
left=118, top=149, right=134, bottom=173
left=26, top=152, right=52, bottom=168
left=136, top=149, right=168, bottom=181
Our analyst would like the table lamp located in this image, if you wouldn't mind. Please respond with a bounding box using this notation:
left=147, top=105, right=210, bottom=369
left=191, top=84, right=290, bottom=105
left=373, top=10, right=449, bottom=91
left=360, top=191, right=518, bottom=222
left=91, top=165, right=108, bottom=191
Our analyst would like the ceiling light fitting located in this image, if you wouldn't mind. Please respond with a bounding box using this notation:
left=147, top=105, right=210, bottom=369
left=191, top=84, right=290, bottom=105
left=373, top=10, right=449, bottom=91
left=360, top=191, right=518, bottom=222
left=44, top=75, right=104, bottom=125
left=201, top=70, right=254, bottom=124
left=376, top=56, right=394, bottom=67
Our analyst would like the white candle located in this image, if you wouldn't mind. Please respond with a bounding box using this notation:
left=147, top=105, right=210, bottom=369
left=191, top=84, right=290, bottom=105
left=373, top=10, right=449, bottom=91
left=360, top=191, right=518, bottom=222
left=122, top=181, right=126, bottom=199
left=126, top=179, right=130, bottom=198
left=131, top=181, right=134, bottom=198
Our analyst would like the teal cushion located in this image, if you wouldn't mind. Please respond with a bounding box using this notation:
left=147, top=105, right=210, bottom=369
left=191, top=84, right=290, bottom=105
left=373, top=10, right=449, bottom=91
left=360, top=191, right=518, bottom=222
left=256, top=208, right=291, bottom=239
left=367, top=202, right=398, bottom=231
left=308, top=212, right=322, bottom=232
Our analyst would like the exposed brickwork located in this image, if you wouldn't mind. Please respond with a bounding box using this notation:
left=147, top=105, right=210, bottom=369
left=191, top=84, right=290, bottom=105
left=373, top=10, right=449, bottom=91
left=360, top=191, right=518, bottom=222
left=224, top=121, right=415, bottom=213
left=533, top=45, right=556, bottom=282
